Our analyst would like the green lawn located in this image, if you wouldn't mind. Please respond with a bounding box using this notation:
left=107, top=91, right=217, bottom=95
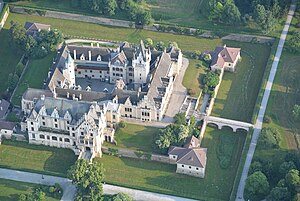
left=0, top=29, right=23, bottom=98
left=104, top=124, right=160, bottom=153
left=0, top=178, right=59, bottom=201
left=0, top=140, right=76, bottom=177
left=8, top=13, right=222, bottom=52
left=11, top=52, right=55, bottom=106
left=97, top=127, right=247, bottom=201
left=182, top=59, right=207, bottom=97
left=10, top=0, right=286, bottom=36
left=211, top=40, right=271, bottom=123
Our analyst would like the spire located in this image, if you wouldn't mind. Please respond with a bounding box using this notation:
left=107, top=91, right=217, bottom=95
left=65, top=51, right=74, bottom=68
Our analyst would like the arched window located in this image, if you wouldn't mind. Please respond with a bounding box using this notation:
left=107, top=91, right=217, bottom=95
left=52, top=136, right=57, bottom=141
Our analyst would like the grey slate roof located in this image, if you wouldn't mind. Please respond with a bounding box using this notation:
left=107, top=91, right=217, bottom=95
left=0, top=121, right=16, bottom=130
left=22, top=88, right=53, bottom=102
left=24, top=22, right=51, bottom=32
left=67, top=45, right=111, bottom=62
left=33, top=97, right=92, bottom=124
left=0, top=99, right=9, bottom=119
left=177, top=148, right=207, bottom=168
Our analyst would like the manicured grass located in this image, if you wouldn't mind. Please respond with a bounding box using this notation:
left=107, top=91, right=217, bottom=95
left=104, top=124, right=160, bottom=153
left=211, top=40, right=271, bottom=123
left=0, top=178, right=59, bottom=201
left=0, top=29, right=23, bottom=98
left=8, top=13, right=222, bottom=52
left=11, top=52, right=55, bottom=106
left=182, top=59, right=206, bottom=97
left=97, top=127, right=246, bottom=201
left=5, top=111, right=20, bottom=122
left=0, top=140, right=76, bottom=177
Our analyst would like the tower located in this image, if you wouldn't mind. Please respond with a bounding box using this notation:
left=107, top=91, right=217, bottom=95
left=132, top=40, right=151, bottom=84
left=62, top=51, right=76, bottom=87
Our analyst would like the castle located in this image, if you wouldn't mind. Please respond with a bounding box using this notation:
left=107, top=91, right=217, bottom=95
left=21, top=40, right=183, bottom=160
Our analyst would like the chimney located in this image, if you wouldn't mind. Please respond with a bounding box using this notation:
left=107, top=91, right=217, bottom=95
left=67, top=92, right=70, bottom=99
left=79, top=94, right=82, bottom=100
left=97, top=43, right=99, bottom=47
left=72, top=94, right=76, bottom=100
left=88, top=51, right=92, bottom=61
left=41, top=95, right=45, bottom=101
left=73, top=49, right=77, bottom=60
left=91, top=43, right=94, bottom=47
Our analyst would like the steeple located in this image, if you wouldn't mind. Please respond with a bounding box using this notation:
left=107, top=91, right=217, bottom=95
left=65, top=51, right=74, bottom=69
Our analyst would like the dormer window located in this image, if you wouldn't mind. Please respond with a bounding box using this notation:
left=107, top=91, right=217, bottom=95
left=97, top=55, right=101, bottom=61
left=80, top=54, right=85, bottom=60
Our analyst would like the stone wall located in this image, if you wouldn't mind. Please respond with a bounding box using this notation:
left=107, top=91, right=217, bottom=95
left=102, top=146, right=176, bottom=164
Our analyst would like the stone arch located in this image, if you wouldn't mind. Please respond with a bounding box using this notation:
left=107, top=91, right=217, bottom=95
left=220, top=125, right=235, bottom=132
left=235, top=127, right=249, bottom=133
left=207, top=122, right=221, bottom=129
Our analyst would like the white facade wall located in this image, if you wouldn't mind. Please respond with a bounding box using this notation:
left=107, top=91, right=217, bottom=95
left=176, top=163, right=205, bottom=178
left=75, top=69, right=109, bottom=81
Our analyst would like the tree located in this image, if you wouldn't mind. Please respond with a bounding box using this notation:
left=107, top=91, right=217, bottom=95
left=67, top=159, right=105, bottom=200
left=155, top=41, right=165, bottom=51
left=135, top=10, right=153, bottom=25
left=288, top=31, right=300, bottom=53
left=168, top=41, right=178, bottom=49
left=208, top=0, right=224, bottom=22
left=249, top=161, right=263, bottom=175
left=245, top=171, right=270, bottom=201
left=203, top=71, right=220, bottom=88
left=258, top=127, right=281, bottom=148
left=177, top=125, right=189, bottom=142
left=279, top=161, right=296, bottom=177
left=285, top=169, right=300, bottom=192
left=267, top=187, right=291, bottom=201
left=111, top=193, right=133, bottom=201
left=102, top=0, right=117, bottom=16
left=7, top=73, right=19, bottom=91
left=254, top=4, right=277, bottom=34
left=203, top=53, right=211, bottom=63
left=174, top=113, right=187, bottom=125
left=222, top=1, right=241, bottom=24
left=292, top=104, right=300, bottom=121
left=144, top=38, right=153, bottom=49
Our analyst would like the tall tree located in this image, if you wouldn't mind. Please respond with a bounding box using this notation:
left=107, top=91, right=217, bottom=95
left=267, top=187, right=291, bottom=201
left=67, top=159, right=105, bottom=201
left=245, top=171, right=270, bottom=201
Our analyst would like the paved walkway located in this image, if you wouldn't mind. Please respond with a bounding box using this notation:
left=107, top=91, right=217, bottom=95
left=236, top=1, right=297, bottom=200
left=162, top=58, right=189, bottom=123
left=0, top=168, right=197, bottom=201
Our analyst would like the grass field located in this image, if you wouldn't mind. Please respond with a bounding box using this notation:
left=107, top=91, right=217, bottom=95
left=8, top=13, right=222, bottom=52
left=0, top=140, right=76, bottom=177
left=211, top=41, right=271, bottom=123
left=182, top=59, right=207, bottom=97
left=0, top=178, right=59, bottom=201
left=104, top=124, right=160, bottom=153
left=97, top=127, right=246, bottom=201
left=11, top=52, right=56, bottom=106
left=0, top=29, right=23, bottom=98
left=10, top=0, right=287, bottom=36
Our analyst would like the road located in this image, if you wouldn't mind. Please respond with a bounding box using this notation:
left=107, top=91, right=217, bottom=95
left=0, top=168, right=198, bottom=201
left=235, top=1, right=297, bottom=200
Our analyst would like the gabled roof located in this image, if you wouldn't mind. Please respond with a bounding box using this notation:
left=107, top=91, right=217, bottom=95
left=210, top=45, right=241, bottom=68
left=183, top=136, right=200, bottom=149
left=48, top=68, right=66, bottom=92
left=24, top=22, right=51, bottom=32
left=0, top=121, right=16, bottom=130
left=177, top=148, right=207, bottom=168
left=111, top=50, right=127, bottom=65
left=22, top=88, right=53, bottom=102
left=0, top=99, right=10, bottom=119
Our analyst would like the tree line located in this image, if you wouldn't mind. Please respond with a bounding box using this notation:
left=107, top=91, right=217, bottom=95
left=207, top=0, right=290, bottom=34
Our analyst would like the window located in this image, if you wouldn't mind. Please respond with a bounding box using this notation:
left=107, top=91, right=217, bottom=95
left=113, top=115, right=116, bottom=120
left=72, top=133, right=75, bottom=137
left=59, top=137, right=63, bottom=142
left=120, top=74, right=123, bottom=77
left=182, top=165, right=184, bottom=167
left=55, top=124, right=58, bottom=128
left=32, top=134, right=35, bottom=139
left=189, top=166, right=191, bottom=169
left=47, top=136, right=50, bottom=140
left=92, top=75, right=94, bottom=77
left=196, top=167, right=199, bottom=170
left=90, top=70, right=92, bottom=73
left=54, top=119, right=57, bottom=122
left=129, top=73, right=133, bottom=76
left=78, top=71, right=81, bottom=74
left=40, top=134, right=45, bottom=139
left=113, top=67, right=115, bottom=71
left=42, top=117, right=45, bottom=120
left=67, top=121, right=70, bottom=124
left=31, top=122, right=33, bottom=125
left=173, top=156, right=176, bottom=159
left=65, top=138, right=70, bottom=142
left=113, top=73, right=115, bottom=76
left=85, top=70, right=87, bottom=72
left=52, top=136, right=57, bottom=141
left=31, top=127, right=34, bottom=131
left=99, top=71, right=102, bottom=73
left=42, top=122, right=45, bottom=126
left=81, top=132, right=84, bottom=136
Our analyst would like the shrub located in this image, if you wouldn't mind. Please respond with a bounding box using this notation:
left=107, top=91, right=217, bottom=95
left=258, top=127, right=281, bottom=149
left=36, top=10, right=46, bottom=16
left=119, top=121, right=126, bottom=128
left=24, top=8, right=35, bottom=15
left=49, top=186, right=55, bottom=193
left=134, top=151, right=144, bottom=158
left=108, top=148, right=119, bottom=156
left=263, top=115, right=272, bottom=124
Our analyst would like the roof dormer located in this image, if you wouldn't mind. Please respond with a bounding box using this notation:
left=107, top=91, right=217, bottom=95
left=80, top=54, right=85, bottom=60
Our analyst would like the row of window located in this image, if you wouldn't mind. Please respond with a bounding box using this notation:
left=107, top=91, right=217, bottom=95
left=125, top=108, right=132, bottom=112
left=33, top=134, right=71, bottom=143
left=181, top=164, right=200, bottom=170
left=141, top=112, right=150, bottom=116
